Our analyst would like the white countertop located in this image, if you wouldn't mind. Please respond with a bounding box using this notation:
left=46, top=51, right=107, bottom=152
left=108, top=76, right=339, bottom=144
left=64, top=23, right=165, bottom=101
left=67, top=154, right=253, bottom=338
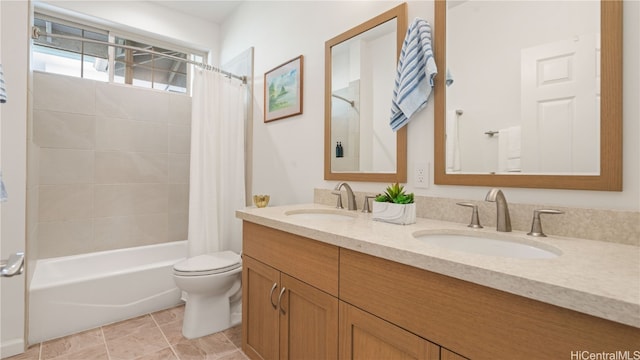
left=237, top=203, right=640, bottom=328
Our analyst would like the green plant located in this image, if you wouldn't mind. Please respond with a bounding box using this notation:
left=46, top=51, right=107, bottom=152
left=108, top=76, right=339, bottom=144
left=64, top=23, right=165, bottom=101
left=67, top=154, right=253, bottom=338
left=375, top=183, right=414, bottom=204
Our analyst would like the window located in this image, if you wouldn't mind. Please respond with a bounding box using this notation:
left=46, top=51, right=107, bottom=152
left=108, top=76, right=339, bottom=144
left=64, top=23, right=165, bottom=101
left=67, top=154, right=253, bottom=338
left=33, top=16, right=109, bottom=81
left=33, top=13, right=204, bottom=94
left=113, top=37, right=188, bottom=92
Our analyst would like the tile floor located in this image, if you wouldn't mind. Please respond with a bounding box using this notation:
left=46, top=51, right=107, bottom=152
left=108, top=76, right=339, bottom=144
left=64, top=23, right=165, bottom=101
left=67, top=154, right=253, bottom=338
left=7, top=305, right=248, bottom=360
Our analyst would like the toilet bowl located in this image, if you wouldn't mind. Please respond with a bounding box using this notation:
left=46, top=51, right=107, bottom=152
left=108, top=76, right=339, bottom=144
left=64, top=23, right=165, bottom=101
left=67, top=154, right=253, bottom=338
left=172, top=251, right=242, bottom=339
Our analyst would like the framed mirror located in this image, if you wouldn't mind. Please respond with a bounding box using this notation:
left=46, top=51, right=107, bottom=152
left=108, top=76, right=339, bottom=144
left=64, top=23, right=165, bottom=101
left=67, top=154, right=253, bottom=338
left=324, top=3, right=408, bottom=182
left=434, top=0, right=622, bottom=191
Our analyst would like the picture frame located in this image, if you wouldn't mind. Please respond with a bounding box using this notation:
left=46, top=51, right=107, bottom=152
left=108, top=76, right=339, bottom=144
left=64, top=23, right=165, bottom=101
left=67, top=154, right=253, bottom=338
left=264, top=55, right=303, bottom=122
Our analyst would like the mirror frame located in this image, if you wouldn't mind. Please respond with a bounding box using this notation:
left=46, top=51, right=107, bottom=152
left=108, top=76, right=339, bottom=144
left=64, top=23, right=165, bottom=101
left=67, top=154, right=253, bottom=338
left=324, top=3, right=408, bottom=182
left=434, top=0, right=622, bottom=191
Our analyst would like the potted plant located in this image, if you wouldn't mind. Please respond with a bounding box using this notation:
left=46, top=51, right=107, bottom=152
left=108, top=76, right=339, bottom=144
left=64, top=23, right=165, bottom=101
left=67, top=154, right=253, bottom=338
left=372, top=183, right=416, bottom=225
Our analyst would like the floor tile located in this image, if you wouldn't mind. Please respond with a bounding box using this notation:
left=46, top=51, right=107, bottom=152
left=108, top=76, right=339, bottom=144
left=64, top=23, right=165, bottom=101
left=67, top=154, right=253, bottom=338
left=102, top=315, right=157, bottom=342
left=158, top=320, right=184, bottom=346
left=222, top=326, right=242, bottom=349
left=106, top=325, right=168, bottom=360
left=8, top=305, right=248, bottom=360
left=172, top=332, right=237, bottom=360
left=41, top=328, right=105, bottom=360
left=47, top=343, right=109, bottom=360
left=151, top=306, right=184, bottom=326
left=217, top=350, right=250, bottom=360
left=131, top=347, right=178, bottom=360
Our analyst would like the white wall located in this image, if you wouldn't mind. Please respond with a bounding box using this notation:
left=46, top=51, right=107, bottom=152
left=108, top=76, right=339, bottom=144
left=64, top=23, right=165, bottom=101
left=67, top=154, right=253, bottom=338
left=221, top=1, right=640, bottom=212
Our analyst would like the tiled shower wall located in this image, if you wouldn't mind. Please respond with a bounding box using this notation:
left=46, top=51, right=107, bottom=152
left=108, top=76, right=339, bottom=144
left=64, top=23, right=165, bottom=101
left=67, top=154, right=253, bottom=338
left=33, top=72, right=191, bottom=258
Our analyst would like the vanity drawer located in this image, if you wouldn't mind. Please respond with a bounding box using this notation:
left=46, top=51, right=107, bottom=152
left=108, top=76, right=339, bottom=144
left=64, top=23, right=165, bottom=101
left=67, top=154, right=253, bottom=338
left=339, top=248, right=639, bottom=360
left=243, top=222, right=339, bottom=296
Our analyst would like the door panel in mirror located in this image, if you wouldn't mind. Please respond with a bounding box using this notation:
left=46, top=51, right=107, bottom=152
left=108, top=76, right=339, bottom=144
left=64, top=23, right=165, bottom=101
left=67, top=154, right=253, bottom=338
left=434, top=0, right=622, bottom=190
left=325, top=3, right=408, bottom=182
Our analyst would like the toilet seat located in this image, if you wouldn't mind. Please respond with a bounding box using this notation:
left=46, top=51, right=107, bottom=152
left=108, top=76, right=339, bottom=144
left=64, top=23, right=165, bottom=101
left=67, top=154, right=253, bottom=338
left=173, top=251, right=241, bottom=276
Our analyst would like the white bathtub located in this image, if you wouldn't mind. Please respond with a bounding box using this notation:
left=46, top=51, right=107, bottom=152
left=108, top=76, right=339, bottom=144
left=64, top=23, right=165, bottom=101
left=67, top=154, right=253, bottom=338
left=28, top=241, right=187, bottom=343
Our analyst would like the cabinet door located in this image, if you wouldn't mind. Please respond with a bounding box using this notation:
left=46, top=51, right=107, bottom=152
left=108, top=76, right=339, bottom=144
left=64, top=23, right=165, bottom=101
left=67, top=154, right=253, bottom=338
left=441, top=349, right=468, bottom=360
left=279, top=273, right=339, bottom=360
left=339, top=302, right=439, bottom=360
left=243, top=256, right=281, bottom=360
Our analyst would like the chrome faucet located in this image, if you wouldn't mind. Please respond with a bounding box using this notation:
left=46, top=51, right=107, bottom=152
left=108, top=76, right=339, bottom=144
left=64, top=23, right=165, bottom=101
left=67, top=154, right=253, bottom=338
left=484, top=188, right=512, bottom=232
left=332, top=182, right=357, bottom=210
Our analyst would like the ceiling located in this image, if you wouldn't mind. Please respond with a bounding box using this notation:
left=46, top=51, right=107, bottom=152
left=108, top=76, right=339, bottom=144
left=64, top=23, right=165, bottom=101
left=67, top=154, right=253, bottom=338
left=150, top=1, right=243, bottom=23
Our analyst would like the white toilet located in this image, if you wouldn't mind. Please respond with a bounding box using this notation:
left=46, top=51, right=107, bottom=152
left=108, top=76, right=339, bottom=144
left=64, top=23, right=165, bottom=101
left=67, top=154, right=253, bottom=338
left=172, top=251, right=242, bottom=339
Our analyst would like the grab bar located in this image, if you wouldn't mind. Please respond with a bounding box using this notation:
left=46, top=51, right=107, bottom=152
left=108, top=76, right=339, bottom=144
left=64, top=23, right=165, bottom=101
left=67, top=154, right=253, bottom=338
left=1, top=252, right=25, bottom=277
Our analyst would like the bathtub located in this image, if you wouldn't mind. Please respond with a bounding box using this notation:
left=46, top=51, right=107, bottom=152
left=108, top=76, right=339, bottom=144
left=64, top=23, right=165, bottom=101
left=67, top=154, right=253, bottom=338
left=28, top=241, right=187, bottom=344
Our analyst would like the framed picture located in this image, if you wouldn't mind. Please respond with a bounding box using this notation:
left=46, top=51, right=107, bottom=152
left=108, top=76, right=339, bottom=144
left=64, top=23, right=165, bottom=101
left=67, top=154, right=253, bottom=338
left=264, top=55, right=303, bottom=122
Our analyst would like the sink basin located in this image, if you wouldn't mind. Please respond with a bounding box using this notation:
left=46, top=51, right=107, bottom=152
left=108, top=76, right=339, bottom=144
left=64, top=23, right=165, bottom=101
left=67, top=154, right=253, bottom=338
left=285, top=209, right=358, bottom=221
left=413, top=232, right=560, bottom=259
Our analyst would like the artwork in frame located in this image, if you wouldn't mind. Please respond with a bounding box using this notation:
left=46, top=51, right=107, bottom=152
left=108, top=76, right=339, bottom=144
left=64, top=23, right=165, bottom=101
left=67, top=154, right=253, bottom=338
left=264, top=55, right=303, bottom=122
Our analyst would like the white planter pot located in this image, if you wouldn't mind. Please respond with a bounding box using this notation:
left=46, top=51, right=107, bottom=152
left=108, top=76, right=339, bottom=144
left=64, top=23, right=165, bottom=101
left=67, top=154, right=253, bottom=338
left=372, top=202, right=416, bottom=225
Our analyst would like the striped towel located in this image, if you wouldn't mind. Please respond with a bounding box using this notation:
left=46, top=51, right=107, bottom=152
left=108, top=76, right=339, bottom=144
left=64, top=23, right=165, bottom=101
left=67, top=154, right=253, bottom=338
left=0, top=64, right=6, bottom=104
left=390, top=18, right=437, bottom=131
left=0, top=171, right=7, bottom=202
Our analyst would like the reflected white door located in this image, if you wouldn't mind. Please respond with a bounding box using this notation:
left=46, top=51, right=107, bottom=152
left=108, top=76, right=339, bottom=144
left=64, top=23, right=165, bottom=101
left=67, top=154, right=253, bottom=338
left=521, top=34, right=600, bottom=174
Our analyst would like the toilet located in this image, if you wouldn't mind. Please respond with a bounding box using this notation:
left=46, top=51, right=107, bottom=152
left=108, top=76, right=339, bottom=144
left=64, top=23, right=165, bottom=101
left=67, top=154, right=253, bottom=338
left=172, top=251, right=242, bottom=339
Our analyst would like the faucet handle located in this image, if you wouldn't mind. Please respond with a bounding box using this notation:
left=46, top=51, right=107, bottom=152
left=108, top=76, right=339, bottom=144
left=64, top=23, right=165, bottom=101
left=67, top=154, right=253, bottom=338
left=456, top=202, right=483, bottom=229
left=331, top=190, right=343, bottom=209
left=362, top=195, right=377, bottom=213
left=527, top=209, right=564, bottom=237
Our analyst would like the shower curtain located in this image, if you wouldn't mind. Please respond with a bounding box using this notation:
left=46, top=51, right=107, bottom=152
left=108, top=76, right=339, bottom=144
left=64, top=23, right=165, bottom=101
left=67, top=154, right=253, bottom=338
left=188, top=69, right=246, bottom=257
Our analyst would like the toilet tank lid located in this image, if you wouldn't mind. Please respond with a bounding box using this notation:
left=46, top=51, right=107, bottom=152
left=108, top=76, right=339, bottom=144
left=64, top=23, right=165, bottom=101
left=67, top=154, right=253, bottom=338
left=173, top=251, right=241, bottom=273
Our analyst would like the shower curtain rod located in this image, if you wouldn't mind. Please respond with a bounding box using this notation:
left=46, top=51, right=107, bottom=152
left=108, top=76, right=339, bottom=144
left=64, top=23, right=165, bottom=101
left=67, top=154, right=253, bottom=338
left=31, top=26, right=247, bottom=84
left=331, top=94, right=355, bottom=107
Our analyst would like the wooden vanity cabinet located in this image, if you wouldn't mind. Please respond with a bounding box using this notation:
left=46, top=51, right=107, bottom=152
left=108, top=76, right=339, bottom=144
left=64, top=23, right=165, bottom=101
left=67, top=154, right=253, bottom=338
left=242, top=221, right=638, bottom=359
left=339, top=301, right=441, bottom=360
left=242, top=222, right=339, bottom=360
left=339, top=248, right=640, bottom=360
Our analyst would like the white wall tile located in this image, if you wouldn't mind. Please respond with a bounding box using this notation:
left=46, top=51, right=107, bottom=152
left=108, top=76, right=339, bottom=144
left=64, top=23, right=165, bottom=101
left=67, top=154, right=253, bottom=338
left=34, top=110, right=95, bottom=150
left=94, top=151, right=168, bottom=184
left=95, top=82, right=170, bottom=123
left=94, top=183, right=168, bottom=217
left=27, top=141, right=40, bottom=189
left=34, top=73, right=190, bottom=257
left=95, top=116, right=168, bottom=153
left=33, top=72, right=95, bottom=115
left=39, top=148, right=94, bottom=184
left=38, top=220, right=94, bottom=258
left=169, top=93, right=192, bottom=125
left=93, top=213, right=168, bottom=249
left=168, top=153, right=190, bottom=184
left=168, top=212, right=188, bottom=242
left=168, top=184, right=189, bottom=214
left=169, top=125, right=191, bottom=154
left=39, top=184, right=94, bottom=222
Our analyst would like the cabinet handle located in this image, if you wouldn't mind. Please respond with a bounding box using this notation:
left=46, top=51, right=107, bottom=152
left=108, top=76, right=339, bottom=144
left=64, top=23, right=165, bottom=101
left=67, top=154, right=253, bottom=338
left=269, top=283, right=278, bottom=309
left=278, top=287, right=287, bottom=315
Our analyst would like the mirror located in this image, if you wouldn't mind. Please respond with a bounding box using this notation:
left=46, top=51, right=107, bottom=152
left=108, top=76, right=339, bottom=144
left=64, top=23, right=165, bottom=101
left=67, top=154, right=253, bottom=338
left=434, top=0, right=622, bottom=190
left=325, top=3, right=408, bottom=182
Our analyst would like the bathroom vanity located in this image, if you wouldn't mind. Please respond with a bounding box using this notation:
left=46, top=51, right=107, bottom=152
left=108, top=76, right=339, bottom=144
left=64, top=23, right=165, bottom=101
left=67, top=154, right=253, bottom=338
left=237, top=204, right=639, bottom=360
